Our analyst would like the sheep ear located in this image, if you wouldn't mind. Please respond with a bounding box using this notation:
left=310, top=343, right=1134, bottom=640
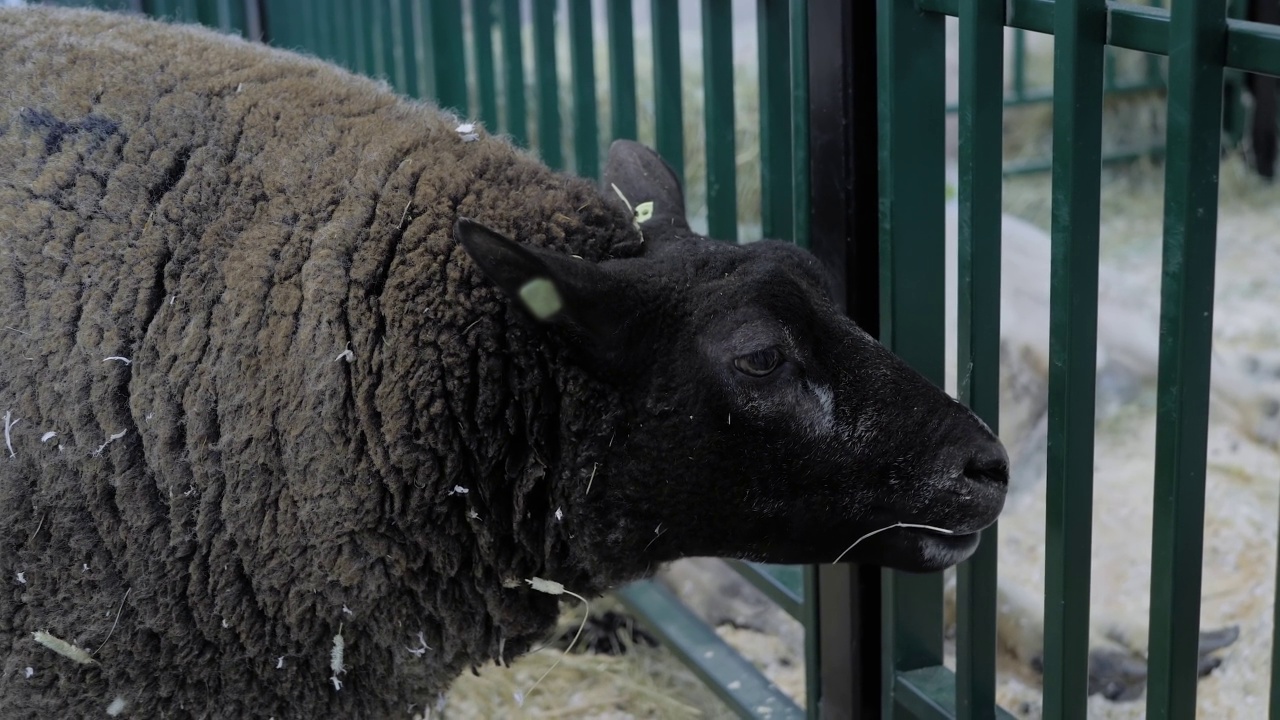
left=454, top=218, right=643, bottom=373
left=602, top=139, right=689, bottom=232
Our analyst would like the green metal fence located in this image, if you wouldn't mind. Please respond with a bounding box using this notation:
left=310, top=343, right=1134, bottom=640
left=30, top=0, right=1280, bottom=718
left=887, top=3, right=1280, bottom=720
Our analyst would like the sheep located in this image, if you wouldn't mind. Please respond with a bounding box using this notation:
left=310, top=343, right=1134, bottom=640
left=0, top=8, right=1008, bottom=718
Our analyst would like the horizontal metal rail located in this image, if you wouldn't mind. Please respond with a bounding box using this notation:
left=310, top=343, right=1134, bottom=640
left=919, top=0, right=1280, bottom=77
left=615, top=580, right=805, bottom=720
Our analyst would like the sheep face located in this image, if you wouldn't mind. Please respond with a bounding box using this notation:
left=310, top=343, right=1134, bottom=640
left=457, top=141, right=1007, bottom=578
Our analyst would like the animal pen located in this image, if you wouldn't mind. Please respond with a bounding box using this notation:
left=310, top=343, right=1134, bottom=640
left=29, top=0, right=1280, bottom=718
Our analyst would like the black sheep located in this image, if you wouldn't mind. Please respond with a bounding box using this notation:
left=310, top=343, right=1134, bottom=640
left=0, top=8, right=1006, bottom=718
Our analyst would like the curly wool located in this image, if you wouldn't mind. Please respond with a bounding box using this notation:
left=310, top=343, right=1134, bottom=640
left=0, top=7, right=641, bottom=719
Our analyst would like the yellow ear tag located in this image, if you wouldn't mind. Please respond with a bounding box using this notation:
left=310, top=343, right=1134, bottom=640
left=519, top=277, right=563, bottom=320
left=634, top=201, right=654, bottom=226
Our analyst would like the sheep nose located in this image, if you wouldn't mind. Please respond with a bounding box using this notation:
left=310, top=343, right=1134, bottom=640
left=963, top=442, right=1009, bottom=486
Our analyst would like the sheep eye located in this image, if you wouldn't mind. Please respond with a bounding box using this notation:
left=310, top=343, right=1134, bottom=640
left=733, top=347, right=783, bottom=377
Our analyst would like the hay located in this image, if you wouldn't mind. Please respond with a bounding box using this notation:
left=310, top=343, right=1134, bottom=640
left=445, top=597, right=735, bottom=719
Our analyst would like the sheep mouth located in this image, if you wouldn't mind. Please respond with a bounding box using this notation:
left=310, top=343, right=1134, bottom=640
left=901, top=526, right=983, bottom=566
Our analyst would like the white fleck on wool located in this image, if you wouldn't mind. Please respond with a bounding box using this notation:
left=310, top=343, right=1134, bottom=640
left=23, top=667, right=32, bottom=679
left=329, top=626, right=345, bottom=691
left=32, top=630, right=96, bottom=665
left=334, top=343, right=354, bottom=363
left=405, top=631, right=430, bottom=658
left=554, top=507, right=563, bottom=522
left=102, top=356, right=131, bottom=366
left=40, top=431, right=56, bottom=443
left=92, top=430, right=127, bottom=457
left=4, top=410, right=19, bottom=458
left=341, top=604, right=352, bottom=617
left=15, top=571, right=26, bottom=584
left=276, top=656, right=284, bottom=669
left=105, top=697, right=127, bottom=716
left=455, top=122, right=475, bottom=134
left=448, top=485, right=469, bottom=496
left=467, top=509, right=480, bottom=520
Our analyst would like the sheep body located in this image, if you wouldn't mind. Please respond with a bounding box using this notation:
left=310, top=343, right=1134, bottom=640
left=1, top=8, right=641, bottom=718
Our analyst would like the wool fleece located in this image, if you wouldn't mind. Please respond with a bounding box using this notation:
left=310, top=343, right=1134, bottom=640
left=0, top=7, right=642, bottom=718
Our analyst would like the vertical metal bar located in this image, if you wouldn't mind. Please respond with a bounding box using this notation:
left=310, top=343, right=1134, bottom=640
left=1012, top=29, right=1027, bottom=100
left=1043, top=0, right=1106, bottom=716
left=385, top=0, right=410, bottom=92
left=312, top=0, right=334, bottom=60
left=330, top=0, right=352, bottom=68
left=413, top=0, right=439, bottom=100
left=399, top=0, right=424, bottom=98
left=1146, top=0, right=1164, bottom=86
left=243, top=0, right=264, bottom=43
left=877, top=0, right=948, bottom=711
left=607, top=0, right=638, bottom=141
left=429, top=0, right=468, bottom=111
left=1144, top=1, right=1226, bottom=717
left=702, top=0, right=737, bottom=241
left=499, top=0, right=528, bottom=146
left=381, top=0, right=401, bottom=83
left=790, top=8, right=815, bottom=707
left=257, top=0, right=279, bottom=45
left=807, top=1, right=881, bottom=715
left=801, top=566, right=821, bottom=720
left=471, top=0, right=500, bottom=129
left=955, top=1, right=1004, bottom=718
left=651, top=0, right=684, bottom=182
left=349, top=1, right=369, bottom=75
left=298, top=0, right=316, bottom=51
left=213, top=0, right=246, bottom=34
left=533, top=0, right=563, bottom=169
left=789, top=0, right=810, bottom=252
left=368, top=0, right=389, bottom=81
left=569, top=0, right=600, bottom=178
left=1273, top=534, right=1280, bottom=718
left=758, top=0, right=793, bottom=242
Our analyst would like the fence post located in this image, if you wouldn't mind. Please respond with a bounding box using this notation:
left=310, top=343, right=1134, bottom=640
left=806, top=0, right=882, bottom=716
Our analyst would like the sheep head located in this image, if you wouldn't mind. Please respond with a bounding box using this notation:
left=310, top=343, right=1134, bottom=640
left=455, top=141, right=1007, bottom=579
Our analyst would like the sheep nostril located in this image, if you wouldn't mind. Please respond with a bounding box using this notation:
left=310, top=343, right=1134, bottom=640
left=964, top=444, right=1010, bottom=486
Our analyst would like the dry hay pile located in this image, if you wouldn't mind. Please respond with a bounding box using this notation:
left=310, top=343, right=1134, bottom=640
left=433, top=597, right=738, bottom=719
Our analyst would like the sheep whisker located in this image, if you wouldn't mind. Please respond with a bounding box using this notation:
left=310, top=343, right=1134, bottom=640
left=832, top=522, right=955, bottom=564
left=93, top=587, right=131, bottom=655
left=643, top=526, right=667, bottom=553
